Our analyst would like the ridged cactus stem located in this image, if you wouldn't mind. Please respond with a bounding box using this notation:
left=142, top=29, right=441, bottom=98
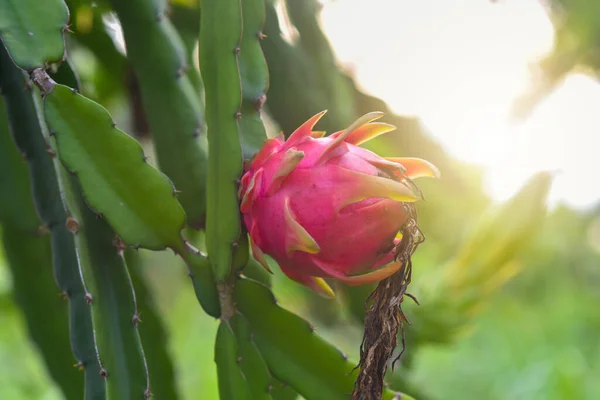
left=124, top=249, right=179, bottom=399
left=199, top=0, right=246, bottom=289
left=66, top=177, right=151, bottom=399
left=108, top=0, right=208, bottom=228
left=285, top=0, right=355, bottom=128
left=238, top=0, right=269, bottom=158
left=42, top=61, right=152, bottom=398
left=0, top=46, right=105, bottom=399
left=0, top=99, right=83, bottom=400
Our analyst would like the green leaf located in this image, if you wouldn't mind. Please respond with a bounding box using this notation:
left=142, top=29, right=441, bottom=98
left=108, top=0, right=209, bottom=228
left=0, top=0, right=69, bottom=69
left=0, top=45, right=104, bottom=400
left=0, top=99, right=83, bottom=400
left=200, top=0, right=245, bottom=281
left=238, top=0, right=269, bottom=158
left=43, top=82, right=186, bottom=250
left=215, top=319, right=253, bottom=400
left=68, top=180, right=150, bottom=399
left=230, top=314, right=273, bottom=400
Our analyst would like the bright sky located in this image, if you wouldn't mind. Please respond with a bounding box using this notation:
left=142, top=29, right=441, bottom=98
left=320, top=0, right=600, bottom=209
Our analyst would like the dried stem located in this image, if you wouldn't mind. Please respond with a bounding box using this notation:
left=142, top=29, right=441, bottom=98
left=352, top=204, right=423, bottom=400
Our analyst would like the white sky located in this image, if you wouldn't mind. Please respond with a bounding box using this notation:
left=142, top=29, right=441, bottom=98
left=320, top=0, right=600, bottom=209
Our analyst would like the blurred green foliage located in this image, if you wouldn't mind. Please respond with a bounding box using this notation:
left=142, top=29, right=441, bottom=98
left=0, top=0, right=599, bottom=399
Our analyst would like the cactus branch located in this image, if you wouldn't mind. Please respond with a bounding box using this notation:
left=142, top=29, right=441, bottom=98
left=0, top=45, right=104, bottom=399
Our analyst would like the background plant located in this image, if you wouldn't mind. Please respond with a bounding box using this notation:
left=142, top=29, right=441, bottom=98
left=0, top=0, right=598, bottom=399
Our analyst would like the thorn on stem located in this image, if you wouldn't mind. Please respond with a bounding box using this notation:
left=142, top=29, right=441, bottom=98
left=112, top=236, right=127, bottom=253
left=85, top=293, right=93, bottom=304
left=254, top=94, right=267, bottom=111
left=65, top=217, right=79, bottom=234
left=73, top=361, right=85, bottom=371
left=99, top=368, right=108, bottom=379
left=257, top=31, right=267, bottom=40
left=234, top=46, right=241, bottom=54
left=132, top=313, right=141, bottom=326
left=235, top=111, right=242, bottom=119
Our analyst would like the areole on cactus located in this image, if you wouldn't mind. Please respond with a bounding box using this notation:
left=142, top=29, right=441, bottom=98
left=239, top=110, right=440, bottom=296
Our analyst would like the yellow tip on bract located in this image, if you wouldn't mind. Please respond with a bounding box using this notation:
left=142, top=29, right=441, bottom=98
left=311, top=130, right=327, bottom=138
left=340, top=169, right=420, bottom=209
left=284, top=197, right=320, bottom=255
left=385, top=157, right=441, bottom=179
left=316, top=112, right=384, bottom=164
left=338, top=259, right=405, bottom=286
left=312, top=277, right=336, bottom=298
left=267, top=149, right=305, bottom=195
left=345, top=122, right=396, bottom=146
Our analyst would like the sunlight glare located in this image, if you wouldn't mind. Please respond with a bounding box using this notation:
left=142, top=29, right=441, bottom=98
left=320, top=0, right=600, bottom=208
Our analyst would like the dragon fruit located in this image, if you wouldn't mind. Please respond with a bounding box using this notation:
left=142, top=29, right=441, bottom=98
left=239, top=111, right=439, bottom=297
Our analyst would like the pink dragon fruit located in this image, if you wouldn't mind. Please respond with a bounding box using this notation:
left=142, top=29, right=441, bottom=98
left=239, top=111, right=439, bottom=297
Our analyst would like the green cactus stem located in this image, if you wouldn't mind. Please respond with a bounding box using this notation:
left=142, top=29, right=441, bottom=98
left=238, top=0, right=270, bottom=158
left=199, top=0, right=246, bottom=284
left=168, top=2, right=204, bottom=94
left=125, top=249, right=179, bottom=399
left=0, top=99, right=83, bottom=400
left=33, top=70, right=219, bottom=317
left=235, top=278, right=413, bottom=400
left=0, top=0, right=69, bottom=70
left=108, top=0, right=209, bottom=228
left=230, top=313, right=274, bottom=400
left=261, top=0, right=328, bottom=134
left=0, top=45, right=104, bottom=399
left=285, top=0, right=355, bottom=129
left=66, top=179, right=151, bottom=399
left=215, top=319, right=254, bottom=400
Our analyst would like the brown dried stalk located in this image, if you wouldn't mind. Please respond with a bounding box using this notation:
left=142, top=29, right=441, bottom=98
left=352, top=204, right=423, bottom=400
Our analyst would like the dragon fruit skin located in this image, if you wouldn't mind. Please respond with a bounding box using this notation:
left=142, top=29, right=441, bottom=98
left=239, top=111, right=439, bottom=296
